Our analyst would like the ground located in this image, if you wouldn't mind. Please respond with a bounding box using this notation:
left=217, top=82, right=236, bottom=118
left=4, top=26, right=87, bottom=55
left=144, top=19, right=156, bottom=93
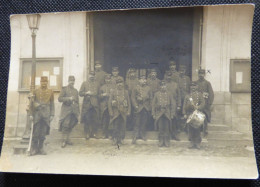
left=0, top=138, right=258, bottom=179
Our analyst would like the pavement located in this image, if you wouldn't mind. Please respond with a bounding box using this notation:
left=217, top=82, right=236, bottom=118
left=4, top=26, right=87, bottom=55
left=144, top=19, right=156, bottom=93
left=0, top=138, right=258, bottom=179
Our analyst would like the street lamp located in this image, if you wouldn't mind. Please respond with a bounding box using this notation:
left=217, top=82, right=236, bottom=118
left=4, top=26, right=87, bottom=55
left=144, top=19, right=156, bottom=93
left=22, top=14, right=41, bottom=139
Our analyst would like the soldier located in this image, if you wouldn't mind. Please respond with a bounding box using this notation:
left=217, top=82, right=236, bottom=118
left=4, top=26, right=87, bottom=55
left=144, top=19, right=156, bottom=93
left=108, top=78, right=131, bottom=145
left=196, top=69, right=214, bottom=136
left=99, top=74, right=113, bottom=139
left=94, top=61, right=106, bottom=87
left=164, top=70, right=181, bottom=141
left=125, top=68, right=139, bottom=131
left=152, top=81, right=175, bottom=147
left=125, top=68, right=138, bottom=97
left=183, top=82, right=205, bottom=149
left=168, top=60, right=180, bottom=84
left=79, top=71, right=99, bottom=139
left=111, top=67, right=124, bottom=89
left=147, top=69, right=160, bottom=131
left=178, top=65, right=191, bottom=131
left=147, top=69, right=160, bottom=98
left=29, top=76, right=55, bottom=155
left=131, top=75, right=152, bottom=144
left=58, top=76, right=80, bottom=148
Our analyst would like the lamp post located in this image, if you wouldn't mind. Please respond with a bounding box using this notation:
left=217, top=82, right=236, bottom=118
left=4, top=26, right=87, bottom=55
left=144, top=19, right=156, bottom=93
left=22, top=14, right=41, bottom=139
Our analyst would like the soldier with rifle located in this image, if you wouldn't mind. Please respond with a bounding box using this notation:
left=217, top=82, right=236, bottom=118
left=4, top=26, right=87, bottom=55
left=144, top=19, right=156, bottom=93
left=29, top=76, right=55, bottom=155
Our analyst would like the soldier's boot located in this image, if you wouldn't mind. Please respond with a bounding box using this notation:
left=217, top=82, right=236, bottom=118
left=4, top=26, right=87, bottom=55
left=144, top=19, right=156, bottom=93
left=30, top=140, right=39, bottom=156
left=61, top=133, right=67, bottom=148
left=158, top=136, right=164, bottom=147
left=164, top=136, right=170, bottom=147
left=38, top=139, right=47, bottom=155
left=188, top=143, right=196, bottom=149
left=195, top=143, right=201, bottom=150
left=132, top=135, right=137, bottom=144
left=66, top=133, right=73, bottom=145
left=85, top=133, right=90, bottom=140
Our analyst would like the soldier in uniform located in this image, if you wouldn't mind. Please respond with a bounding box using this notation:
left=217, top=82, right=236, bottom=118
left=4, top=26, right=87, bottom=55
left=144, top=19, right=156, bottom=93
left=164, top=70, right=181, bottom=141
left=178, top=65, right=191, bottom=132
left=196, top=69, right=214, bottom=136
left=79, top=71, right=99, bottom=139
left=125, top=68, right=138, bottom=131
left=29, top=76, right=55, bottom=155
left=168, top=60, right=180, bottom=84
left=183, top=82, right=205, bottom=149
left=131, top=75, right=152, bottom=144
left=94, top=61, right=106, bottom=87
left=58, top=76, right=80, bottom=148
left=152, top=81, right=174, bottom=147
left=108, top=78, right=131, bottom=145
left=111, top=67, right=124, bottom=89
left=99, top=74, right=113, bottom=139
left=147, top=69, right=160, bottom=131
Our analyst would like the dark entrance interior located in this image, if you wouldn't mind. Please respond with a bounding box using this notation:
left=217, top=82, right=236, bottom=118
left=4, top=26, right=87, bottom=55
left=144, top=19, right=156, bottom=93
left=93, top=7, right=197, bottom=79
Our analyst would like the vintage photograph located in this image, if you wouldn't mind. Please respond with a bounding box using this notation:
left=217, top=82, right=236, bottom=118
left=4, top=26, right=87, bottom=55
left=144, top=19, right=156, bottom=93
left=0, top=4, right=258, bottom=179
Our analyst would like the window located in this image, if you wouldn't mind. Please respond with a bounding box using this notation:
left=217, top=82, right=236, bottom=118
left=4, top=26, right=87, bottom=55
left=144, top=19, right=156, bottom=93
left=19, top=58, right=63, bottom=92
left=230, top=59, right=251, bottom=93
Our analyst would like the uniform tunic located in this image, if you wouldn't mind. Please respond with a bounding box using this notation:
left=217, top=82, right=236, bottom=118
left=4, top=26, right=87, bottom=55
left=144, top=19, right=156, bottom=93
left=31, top=87, right=55, bottom=137
left=111, top=75, right=124, bottom=89
left=165, top=81, right=181, bottom=119
left=196, top=79, right=214, bottom=122
left=147, top=77, right=160, bottom=98
left=95, top=70, right=106, bottom=87
left=58, top=86, right=79, bottom=131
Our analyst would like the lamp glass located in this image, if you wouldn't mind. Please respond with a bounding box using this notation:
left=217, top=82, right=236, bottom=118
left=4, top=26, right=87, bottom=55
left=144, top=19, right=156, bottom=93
left=26, top=14, right=41, bottom=30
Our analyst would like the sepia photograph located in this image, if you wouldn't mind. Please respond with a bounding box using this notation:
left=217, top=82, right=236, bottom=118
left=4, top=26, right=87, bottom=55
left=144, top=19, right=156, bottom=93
left=0, top=4, right=258, bottom=179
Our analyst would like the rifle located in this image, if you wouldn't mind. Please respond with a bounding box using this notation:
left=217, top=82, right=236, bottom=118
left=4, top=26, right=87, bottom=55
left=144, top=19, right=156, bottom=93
left=26, top=93, right=35, bottom=156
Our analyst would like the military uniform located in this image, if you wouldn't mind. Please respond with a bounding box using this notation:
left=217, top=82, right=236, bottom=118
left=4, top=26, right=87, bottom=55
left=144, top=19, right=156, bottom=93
left=79, top=72, right=99, bottom=139
left=125, top=68, right=139, bottom=131
left=108, top=78, right=131, bottom=145
left=99, top=74, right=113, bottom=138
left=131, top=79, right=152, bottom=143
left=183, top=83, right=205, bottom=149
left=178, top=66, right=191, bottom=131
left=111, top=67, right=124, bottom=90
left=152, top=81, right=174, bottom=147
left=94, top=62, right=106, bottom=87
left=58, top=76, right=79, bottom=147
left=30, top=76, right=55, bottom=155
left=196, top=69, right=214, bottom=135
left=164, top=71, right=181, bottom=140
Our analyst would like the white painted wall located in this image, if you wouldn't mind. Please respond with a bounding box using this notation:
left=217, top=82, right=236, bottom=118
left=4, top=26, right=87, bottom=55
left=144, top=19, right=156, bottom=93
left=201, top=4, right=254, bottom=92
left=9, top=12, right=87, bottom=91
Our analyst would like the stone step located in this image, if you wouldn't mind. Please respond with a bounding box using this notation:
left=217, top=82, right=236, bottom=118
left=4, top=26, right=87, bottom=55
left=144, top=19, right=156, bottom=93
left=208, top=124, right=230, bottom=131
left=13, top=144, right=28, bottom=155
left=207, top=131, right=244, bottom=140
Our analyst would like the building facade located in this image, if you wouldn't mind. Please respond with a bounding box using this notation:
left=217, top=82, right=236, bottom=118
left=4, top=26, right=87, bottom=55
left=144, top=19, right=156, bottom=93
left=5, top=5, right=254, bottom=137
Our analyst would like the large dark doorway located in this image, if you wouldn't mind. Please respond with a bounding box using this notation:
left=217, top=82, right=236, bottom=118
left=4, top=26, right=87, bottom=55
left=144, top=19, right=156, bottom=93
left=93, top=8, right=198, bottom=79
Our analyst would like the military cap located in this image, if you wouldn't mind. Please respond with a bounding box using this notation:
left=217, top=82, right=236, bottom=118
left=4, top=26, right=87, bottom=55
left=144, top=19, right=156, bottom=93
left=128, top=68, right=136, bottom=72
left=95, top=62, right=102, bottom=67
left=198, top=69, right=206, bottom=74
left=169, top=60, right=176, bottom=66
left=160, top=80, right=166, bottom=86
left=116, top=77, right=124, bottom=84
left=68, top=75, right=75, bottom=81
left=105, top=74, right=111, bottom=79
left=140, top=74, right=146, bottom=79
left=41, top=76, right=48, bottom=82
left=190, top=81, right=198, bottom=87
left=112, top=67, right=119, bottom=71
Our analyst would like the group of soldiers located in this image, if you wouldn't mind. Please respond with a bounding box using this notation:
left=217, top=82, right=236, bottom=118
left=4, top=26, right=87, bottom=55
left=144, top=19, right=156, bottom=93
left=29, top=60, right=214, bottom=155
